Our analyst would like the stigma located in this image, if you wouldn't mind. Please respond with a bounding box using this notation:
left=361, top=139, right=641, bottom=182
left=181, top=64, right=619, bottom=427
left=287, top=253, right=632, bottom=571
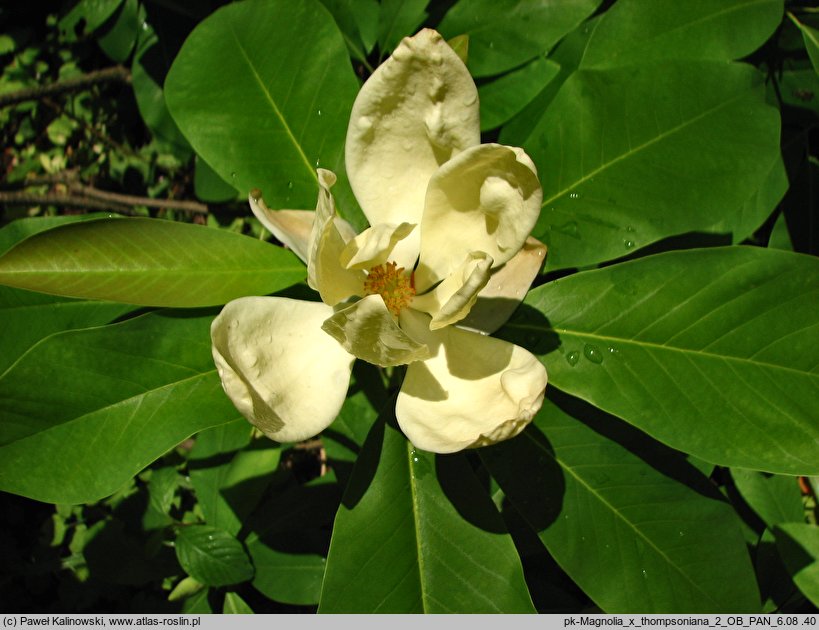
left=364, top=261, right=415, bottom=316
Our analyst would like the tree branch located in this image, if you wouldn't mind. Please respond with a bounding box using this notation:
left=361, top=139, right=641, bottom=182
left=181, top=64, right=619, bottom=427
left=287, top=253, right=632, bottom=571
left=0, top=66, right=132, bottom=108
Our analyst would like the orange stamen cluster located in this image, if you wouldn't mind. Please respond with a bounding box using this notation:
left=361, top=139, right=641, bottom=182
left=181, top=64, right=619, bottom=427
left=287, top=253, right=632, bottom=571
left=364, top=261, right=415, bottom=316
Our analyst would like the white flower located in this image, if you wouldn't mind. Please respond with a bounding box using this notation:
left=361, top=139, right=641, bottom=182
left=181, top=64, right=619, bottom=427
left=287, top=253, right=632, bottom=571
left=211, top=29, right=548, bottom=454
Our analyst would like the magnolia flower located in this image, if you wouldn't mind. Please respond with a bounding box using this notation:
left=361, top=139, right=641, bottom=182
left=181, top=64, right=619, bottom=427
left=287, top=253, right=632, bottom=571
left=211, top=29, right=548, bottom=454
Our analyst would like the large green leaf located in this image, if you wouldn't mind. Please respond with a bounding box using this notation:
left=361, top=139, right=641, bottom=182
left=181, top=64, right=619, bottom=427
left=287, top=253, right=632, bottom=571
left=775, top=523, right=819, bottom=607
left=522, top=61, right=781, bottom=270
left=438, top=0, right=602, bottom=77
left=319, top=417, right=535, bottom=613
left=376, top=0, right=429, bottom=55
left=478, top=56, right=560, bottom=131
left=0, top=218, right=304, bottom=307
left=483, top=394, right=760, bottom=613
left=731, top=469, right=804, bottom=529
left=0, top=287, right=132, bottom=377
left=0, top=311, right=239, bottom=503
left=175, top=525, right=254, bottom=587
left=164, top=0, right=364, bottom=229
left=502, top=246, right=819, bottom=474
left=580, top=0, right=783, bottom=69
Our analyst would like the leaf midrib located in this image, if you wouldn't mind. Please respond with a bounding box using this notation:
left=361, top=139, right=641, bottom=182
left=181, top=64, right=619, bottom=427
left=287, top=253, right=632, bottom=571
left=507, top=323, right=816, bottom=379
left=539, top=80, right=753, bottom=209
left=523, top=430, right=723, bottom=609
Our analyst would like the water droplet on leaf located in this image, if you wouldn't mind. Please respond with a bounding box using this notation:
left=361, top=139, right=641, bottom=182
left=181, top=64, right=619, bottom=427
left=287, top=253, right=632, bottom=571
left=583, top=344, right=603, bottom=364
left=566, top=351, right=580, bottom=366
left=624, top=239, right=635, bottom=249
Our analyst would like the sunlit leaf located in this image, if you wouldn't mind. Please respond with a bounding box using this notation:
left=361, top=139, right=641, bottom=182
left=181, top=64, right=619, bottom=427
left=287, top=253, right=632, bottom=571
left=319, top=416, right=535, bottom=613
left=483, top=394, right=760, bottom=613
left=0, top=311, right=239, bottom=503
left=502, top=246, right=819, bottom=474
left=0, top=218, right=304, bottom=307
left=175, top=525, right=254, bottom=587
left=164, top=0, right=364, bottom=228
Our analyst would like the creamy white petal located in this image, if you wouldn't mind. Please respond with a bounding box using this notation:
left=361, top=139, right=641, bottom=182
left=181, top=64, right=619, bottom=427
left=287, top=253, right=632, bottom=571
left=395, top=309, right=547, bottom=454
left=415, top=144, right=542, bottom=291
left=345, top=28, right=480, bottom=235
left=461, top=237, right=547, bottom=334
left=321, top=294, right=430, bottom=367
left=211, top=296, right=354, bottom=444
left=249, top=194, right=356, bottom=265
left=306, top=169, right=366, bottom=304
left=340, top=222, right=416, bottom=270
left=411, top=251, right=492, bottom=330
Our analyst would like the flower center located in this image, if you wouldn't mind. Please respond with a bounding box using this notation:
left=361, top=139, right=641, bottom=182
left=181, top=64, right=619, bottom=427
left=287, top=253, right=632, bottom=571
left=364, top=261, right=415, bottom=316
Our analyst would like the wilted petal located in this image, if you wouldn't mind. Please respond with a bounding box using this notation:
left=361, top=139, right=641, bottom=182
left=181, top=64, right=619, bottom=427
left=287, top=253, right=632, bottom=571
left=461, top=237, right=547, bottom=334
left=340, top=222, right=416, bottom=270
left=249, top=194, right=356, bottom=265
left=415, top=144, right=542, bottom=291
left=411, top=251, right=492, bottom=330
left=211, top=296, right=354, bottom=443
left=321, top=294, right=430, bottom=367
left=307, top=169, right=366, bottom=304
left=345, top=28, right=480, bottom=236
left=395, top=309, right=547, bottom=454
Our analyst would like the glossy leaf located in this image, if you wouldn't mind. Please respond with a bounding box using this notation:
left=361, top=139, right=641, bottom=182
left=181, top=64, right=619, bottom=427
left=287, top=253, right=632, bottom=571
left=0, top=311, right=239, bottom=503
left=580, top=0, right=783, bottom=69
left=775, top=523, right=819, bottom=607
left=483, top=394, right=760, bottom=613
left=478, top=56, right=560, bottom=131
left=194, top=156, right=239, bottom=203
left=319, top=0, right=379, bottom=64
left=0, top=214, right=118, bottom=256
left=522, top=61, right=781, bottom=270
left=438, top=0, right=602, bottom=77
left=319, top=416, right=535, bottom=613
left=376, top=0, right=429, bottom=55
left=175, top=525, right=254, bottom=587
left=502, top=246, right=819, bottom=474
left=164, top=0, right=364, bottom=228
left=0, top=218, right=305, bottom=307
left=731, top=469, right=804, bottom=529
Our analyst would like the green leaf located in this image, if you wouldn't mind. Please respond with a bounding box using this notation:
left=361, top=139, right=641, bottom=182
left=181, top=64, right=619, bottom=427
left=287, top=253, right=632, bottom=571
left=483, top=394, right=760, bottom=613
left=769, top=211, right=795, bottom=251
left=194, top=156, right=239, bottom=203
left=189, top=437, right=281, bottom=536
left=58, top=0, right=125, bottom=41
left=131, top=22, right=191, bottom=157
left=319, top=416, right=535, bottom=613
left=0, top=287, right=132, bottom=375
left=731, top=469, right=804, bottom=529
left=246, top=536, right=326, bottom=606
left=320, top=0, right=379, bottom=64
left=438, top=0, right=602, bottom=77
left=164, top=0, right=364, bottom=229
left=0, top=214, right=118, bottom=256
left=502, top=246, right=819, bottom=474
left=96, top=0, right=141, bottom=63
left=789, top=12, right=819, bottom=76
left=478, top=56, right=560, bottom=132
left=0, top=311, right=239, bottom=503
left=523, top=61, right=781, bottom=271
left=775, top=523, right=819, bottom=607
left=175, top=525, right=254, bottom=587
left=0, top=218, right=305, bottom=307
left=580, top=0, right=783, bottom=69
left=223, top=592, right=254, bottom=614
left=376, top=0, right=429, bottom=55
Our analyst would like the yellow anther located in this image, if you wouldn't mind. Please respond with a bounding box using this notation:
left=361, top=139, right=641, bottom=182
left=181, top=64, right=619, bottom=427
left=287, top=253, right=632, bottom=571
left=364, top=261, right=415, bottom=316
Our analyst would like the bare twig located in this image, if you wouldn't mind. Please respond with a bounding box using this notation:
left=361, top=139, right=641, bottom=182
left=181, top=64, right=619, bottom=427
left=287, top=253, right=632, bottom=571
left=0, top=185, right=209, bottom=215
left=0, top=66, right=132, bottom=108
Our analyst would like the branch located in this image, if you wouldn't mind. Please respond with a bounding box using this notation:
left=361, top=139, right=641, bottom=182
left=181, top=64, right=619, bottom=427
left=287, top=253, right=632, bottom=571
left=0, top=66, right=132, bottom=108
left=0, top=186, right=210, bottom=215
